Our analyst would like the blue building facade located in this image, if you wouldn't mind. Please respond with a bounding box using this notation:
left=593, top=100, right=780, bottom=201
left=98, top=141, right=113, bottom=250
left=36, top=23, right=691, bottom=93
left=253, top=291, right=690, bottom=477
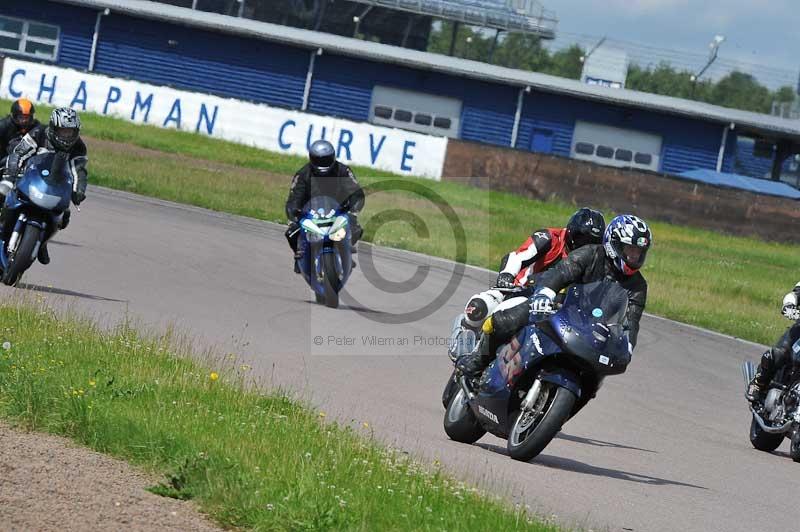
left=2, top=0, right=791, bottom=181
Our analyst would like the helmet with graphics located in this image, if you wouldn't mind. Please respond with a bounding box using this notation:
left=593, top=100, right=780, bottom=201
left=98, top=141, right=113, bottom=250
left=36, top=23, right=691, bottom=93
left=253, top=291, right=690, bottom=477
left=47, top=107, right=81, bottom=152
left=603, top=215, right=652, bottom=275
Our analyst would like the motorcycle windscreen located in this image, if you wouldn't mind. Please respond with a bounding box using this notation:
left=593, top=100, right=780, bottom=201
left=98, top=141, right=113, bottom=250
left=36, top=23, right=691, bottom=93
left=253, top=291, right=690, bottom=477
left=18, top=152, right=72, bottom=212
left=549, top=280, right=631, bottom=375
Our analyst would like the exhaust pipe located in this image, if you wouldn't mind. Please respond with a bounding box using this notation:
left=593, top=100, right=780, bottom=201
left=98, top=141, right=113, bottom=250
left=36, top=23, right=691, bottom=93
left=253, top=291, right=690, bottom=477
left=750, top=406, right=793, bottom=434
left=742, top=360, right=755, bottom=389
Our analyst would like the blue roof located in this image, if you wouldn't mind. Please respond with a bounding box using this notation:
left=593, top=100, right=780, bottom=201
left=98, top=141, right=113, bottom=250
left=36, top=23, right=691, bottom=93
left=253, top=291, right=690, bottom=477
left=678, top=170, right=800, bottom=200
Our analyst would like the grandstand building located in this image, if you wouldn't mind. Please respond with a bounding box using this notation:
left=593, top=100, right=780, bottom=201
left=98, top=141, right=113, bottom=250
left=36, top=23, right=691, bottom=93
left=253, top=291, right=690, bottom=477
left=3, top=0, right=800, bottom=194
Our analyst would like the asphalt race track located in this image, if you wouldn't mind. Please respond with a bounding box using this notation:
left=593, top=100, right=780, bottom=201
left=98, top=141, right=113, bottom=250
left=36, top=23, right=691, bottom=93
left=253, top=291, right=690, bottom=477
left=10, top=186, right=800, bottom=532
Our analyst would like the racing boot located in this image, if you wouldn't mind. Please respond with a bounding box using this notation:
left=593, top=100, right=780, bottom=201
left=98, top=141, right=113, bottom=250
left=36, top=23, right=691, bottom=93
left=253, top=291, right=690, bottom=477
left=455, top=318, right=497, bottom=379
left=293, top=250, right=302, bottom=274
left=37, top=240, right=50, bottom=265
left=746, top=352, right=772, bottom=403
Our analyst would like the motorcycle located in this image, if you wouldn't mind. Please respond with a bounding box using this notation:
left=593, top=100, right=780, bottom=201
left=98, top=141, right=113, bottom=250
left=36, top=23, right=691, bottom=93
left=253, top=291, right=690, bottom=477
left=742, top=357, right=800, bottom=461
left=0, top=151, right=72, bottom=286
left=443, top=280, right=632, bottom=462
left=297, top=196, right=353, bottom=309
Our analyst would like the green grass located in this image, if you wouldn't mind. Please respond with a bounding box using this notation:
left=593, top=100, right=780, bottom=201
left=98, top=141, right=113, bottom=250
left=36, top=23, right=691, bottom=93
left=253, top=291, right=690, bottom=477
left=8, top=99, right=799, bottom=345
left=0, top=304, right=555, bottom=531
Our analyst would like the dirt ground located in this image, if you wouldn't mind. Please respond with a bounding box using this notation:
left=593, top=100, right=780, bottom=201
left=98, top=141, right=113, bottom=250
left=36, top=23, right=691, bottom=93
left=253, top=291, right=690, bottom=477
left=0, top=422, right=221, bottom=532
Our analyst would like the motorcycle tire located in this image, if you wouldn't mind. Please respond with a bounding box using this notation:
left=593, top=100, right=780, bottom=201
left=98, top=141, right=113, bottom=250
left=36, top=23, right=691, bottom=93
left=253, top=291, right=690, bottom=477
left=314, top=291, right=325, bottom=304
left=322, top=252, right=340, bottom=309
left=749, top=415, right=784, bottom=453
left=507, top=383, right=576, bottom=462
left=790, top=430, right=800, bottom=463
left=443, top=387, right=486, bottom=444
left=2, top=225, right=40, bottom=287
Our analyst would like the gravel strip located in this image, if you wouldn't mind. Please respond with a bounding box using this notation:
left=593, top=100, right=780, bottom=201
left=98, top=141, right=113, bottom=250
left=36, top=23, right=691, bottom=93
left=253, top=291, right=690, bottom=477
left=0, top=422, right=222, bottom=532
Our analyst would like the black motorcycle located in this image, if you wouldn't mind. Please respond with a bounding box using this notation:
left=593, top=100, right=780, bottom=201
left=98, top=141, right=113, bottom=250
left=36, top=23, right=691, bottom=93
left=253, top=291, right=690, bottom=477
left=443, top=280, right=632, bottom=462
left=742, top=358, right=800, bottom=461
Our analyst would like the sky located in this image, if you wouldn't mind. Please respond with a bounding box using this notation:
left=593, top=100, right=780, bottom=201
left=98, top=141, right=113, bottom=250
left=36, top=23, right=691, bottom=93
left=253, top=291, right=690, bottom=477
left=544, top=0, right=799, bottom=89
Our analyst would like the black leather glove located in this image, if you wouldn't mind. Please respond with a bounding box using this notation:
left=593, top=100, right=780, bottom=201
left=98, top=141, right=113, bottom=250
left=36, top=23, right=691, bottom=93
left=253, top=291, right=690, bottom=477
left=495, top=272, right=516, bottom=289
left=71, top=190, right=86, bottom=205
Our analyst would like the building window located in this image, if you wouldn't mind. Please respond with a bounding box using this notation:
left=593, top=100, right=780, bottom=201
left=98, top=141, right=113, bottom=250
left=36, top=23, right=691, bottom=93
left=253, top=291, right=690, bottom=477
left=634, top=153, right=653, bottom=165
left=575, top=142, right=595, bottom=155
left=596, top=146, right=614, bottom=159
left=373, top=106, right=393, bottom=119
left=615, top=149, right=633, bottom=162
left=370, top=85, right=462, bottom=138
left=414, top=113, right=432, bottom=126
left=0, top=16, right=59, bottom=61
left=393, top=109, right=412, bottom=122
left=433, top=117, right=452, bottom=129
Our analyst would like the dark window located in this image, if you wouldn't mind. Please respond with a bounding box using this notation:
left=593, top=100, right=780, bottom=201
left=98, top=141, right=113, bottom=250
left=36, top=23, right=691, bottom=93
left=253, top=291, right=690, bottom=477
left=28, top=22, right=58, bottom=39
left=575, top=142, right=595, bottom=155
left=414, top=113, right=432, bottom=126
left=433, top=117, right=452, bottom=129
left=25, top=41, right=56, bottom=56
left=0, top=17, right=23, bottom=34
left=373, top=106, right=392, bottom=119
left=596, top=146, right=614, bottom=159
left=634, top=153, right=653, bottom=165
left=615, top=149, right=633, bottom=162
left=394, top=110, right=412, bottom=122
left=0, top=35, right=20, bottom=51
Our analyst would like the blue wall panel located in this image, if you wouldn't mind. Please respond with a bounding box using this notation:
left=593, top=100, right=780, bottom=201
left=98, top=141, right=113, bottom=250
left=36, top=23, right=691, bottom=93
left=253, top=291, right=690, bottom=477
left=519, top=90, right=725, bottom=174
left=1, top=0, right=95, bottom=70
left=93, top=14, right=309, bottom=109
left=309, top=54, right=517, bottom=146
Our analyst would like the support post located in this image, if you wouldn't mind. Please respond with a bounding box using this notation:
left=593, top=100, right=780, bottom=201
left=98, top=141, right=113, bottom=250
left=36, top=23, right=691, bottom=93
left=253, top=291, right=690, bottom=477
left=448, top=22, right=460, bottom=56
left=88, top=8, right=110, bottom=72
left=302, top=48, right=322, bottom=112
left=716, top=122, right=732, bottom=172
left=510, top=86, right=528, bottom=149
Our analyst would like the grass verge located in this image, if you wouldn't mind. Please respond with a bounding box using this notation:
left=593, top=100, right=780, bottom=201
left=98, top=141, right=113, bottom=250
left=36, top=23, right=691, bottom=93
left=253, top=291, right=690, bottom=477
left=6, top=99, right=798, bottom=345
left=0, top=304, right=555, bottom=531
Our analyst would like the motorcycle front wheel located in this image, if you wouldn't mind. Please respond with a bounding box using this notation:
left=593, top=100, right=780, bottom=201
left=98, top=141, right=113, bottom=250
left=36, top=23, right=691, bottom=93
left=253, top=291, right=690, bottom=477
left=749, top=415, right=785, bottom=453
left=443, top=387, right=486, bottom=444
left=321, top=252, right=341, bottom=309
left=3, top=224, right=40, bottom=286
left=507, top=382, right=576, bottom=462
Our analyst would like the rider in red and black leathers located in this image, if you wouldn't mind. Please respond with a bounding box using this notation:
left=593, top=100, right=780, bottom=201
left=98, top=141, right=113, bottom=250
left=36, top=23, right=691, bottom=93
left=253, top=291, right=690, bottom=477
left=461, top=208, right=605, bottom=332
left=457, top=215, right=651, bottom=379
left=285, top=140, right=364, bottom=271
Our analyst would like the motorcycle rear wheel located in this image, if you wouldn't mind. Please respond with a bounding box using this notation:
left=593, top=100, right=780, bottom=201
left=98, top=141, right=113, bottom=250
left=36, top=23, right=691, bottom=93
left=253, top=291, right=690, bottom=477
left=2, top=225, right=40, bottom=287
left=749, top=415, right=785, bottom=453
left=507, top=382, right=576, bottom=462
left=443, top=387, right=486, bottom=444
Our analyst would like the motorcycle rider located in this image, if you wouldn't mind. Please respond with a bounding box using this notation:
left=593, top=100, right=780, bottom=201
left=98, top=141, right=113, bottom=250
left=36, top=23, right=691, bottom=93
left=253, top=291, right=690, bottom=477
left=0, top=107, right=88, bottom=265
left=746, top=284, right=800, bottom=402
left=457, top=214, right=651, bottom=379
left=0, top=98, right=41, bottom=157
left=459, top=208, right=605, bottom=335
left=285, top=139, right=364, bottom=273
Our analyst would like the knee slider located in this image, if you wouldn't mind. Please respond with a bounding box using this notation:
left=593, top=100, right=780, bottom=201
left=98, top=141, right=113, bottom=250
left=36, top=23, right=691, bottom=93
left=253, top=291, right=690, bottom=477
left=464, top=293, right=499, bottom=328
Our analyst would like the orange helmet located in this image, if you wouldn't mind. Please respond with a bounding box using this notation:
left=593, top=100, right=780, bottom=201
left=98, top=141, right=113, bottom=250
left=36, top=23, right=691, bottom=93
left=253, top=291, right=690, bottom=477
left=11, top=98, right=35, bottom=131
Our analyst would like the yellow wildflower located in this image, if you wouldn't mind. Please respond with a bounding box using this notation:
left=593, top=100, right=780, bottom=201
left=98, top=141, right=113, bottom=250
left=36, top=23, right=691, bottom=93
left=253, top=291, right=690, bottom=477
left=210, top=372, right=219, bottom=382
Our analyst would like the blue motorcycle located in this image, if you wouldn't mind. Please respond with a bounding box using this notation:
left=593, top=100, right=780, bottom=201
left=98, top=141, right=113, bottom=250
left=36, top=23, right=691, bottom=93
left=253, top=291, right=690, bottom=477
left=443, top=280, right=632, bottom=462
left=297, top=196, right=353, bottom=308
left=0, top=151, right=72, bottom=286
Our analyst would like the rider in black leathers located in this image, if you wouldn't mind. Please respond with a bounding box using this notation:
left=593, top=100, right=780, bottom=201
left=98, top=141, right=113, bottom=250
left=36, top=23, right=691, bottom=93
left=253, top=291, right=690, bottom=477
left=746, top=282, right=800, bottom=402
left=285, top=140, right=364, bottom=272
left=457, top=215, right=651, bottom=379
left=0, top=98, right=41, bottom=157
left=0, top=108, right=88, bottom=265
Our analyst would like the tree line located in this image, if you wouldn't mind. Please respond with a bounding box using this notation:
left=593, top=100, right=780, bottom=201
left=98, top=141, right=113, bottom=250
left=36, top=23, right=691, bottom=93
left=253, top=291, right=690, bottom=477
left=427, top=22, right=796, bottom=115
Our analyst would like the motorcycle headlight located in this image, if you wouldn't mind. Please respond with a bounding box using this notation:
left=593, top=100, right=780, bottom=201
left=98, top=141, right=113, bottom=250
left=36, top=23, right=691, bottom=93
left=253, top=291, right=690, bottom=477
left=330, top=228, right=347, bottom=242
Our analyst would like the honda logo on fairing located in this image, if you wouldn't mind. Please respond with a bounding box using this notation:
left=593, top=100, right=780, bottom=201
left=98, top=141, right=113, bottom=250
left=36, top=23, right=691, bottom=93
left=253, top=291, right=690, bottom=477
left=478, top=405, right=499, bottom=424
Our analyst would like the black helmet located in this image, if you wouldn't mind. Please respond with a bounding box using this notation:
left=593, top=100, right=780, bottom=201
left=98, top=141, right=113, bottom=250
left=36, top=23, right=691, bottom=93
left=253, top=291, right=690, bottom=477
left=603, top=215, right=652, bottom=275
left=11, top=98, right=35, bottom=131
left=309, top=140, right=336, bottom=176
left=47, top=107, right=81, bottom=152
left=565, top=207, right=605, bottom=250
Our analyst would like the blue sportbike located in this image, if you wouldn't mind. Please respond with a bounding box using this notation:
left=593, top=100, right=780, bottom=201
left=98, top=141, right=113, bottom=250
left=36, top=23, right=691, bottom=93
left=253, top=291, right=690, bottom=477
left=297, top=196, right=353, bottom=308
left=0, top=151, right=72, bottom=286
left=443, top=280, right=632, bottom=462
